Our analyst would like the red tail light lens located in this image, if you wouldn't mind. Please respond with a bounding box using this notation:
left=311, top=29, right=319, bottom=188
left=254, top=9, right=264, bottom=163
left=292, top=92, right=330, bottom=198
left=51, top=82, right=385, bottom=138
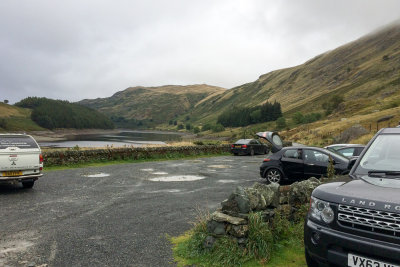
left=242, top=144, right=247, bottom=148
left=231, top=144, right=234, bottom=148
left=263, top=158, right=270, bottom=162
left=39, top=154, right=43, bottom=163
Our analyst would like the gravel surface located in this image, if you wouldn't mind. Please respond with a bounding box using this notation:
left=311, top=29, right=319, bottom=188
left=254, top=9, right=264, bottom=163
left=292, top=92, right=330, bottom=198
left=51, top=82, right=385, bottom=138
left=0, top=154, right=268, bottom=267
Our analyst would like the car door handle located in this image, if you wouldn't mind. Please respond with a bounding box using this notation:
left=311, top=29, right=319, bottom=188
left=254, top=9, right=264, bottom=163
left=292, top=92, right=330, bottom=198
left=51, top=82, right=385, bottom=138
left=305, top=163, right=315, bottom=166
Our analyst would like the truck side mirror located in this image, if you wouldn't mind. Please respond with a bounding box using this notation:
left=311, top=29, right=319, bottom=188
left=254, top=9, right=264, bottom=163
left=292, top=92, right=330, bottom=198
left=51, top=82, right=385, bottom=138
left=348, top=158, right=357, bottom=170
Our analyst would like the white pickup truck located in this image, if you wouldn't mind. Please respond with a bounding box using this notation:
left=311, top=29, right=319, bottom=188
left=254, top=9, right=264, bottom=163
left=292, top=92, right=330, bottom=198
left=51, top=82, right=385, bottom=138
left=0, top=134, right=43, bottom=188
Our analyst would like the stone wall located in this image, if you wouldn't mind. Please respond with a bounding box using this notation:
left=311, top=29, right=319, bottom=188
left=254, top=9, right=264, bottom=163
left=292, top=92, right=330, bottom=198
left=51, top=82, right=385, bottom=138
left=205, top=178, right=321, bottom=246
left=43, top=145, right=230, bottom=167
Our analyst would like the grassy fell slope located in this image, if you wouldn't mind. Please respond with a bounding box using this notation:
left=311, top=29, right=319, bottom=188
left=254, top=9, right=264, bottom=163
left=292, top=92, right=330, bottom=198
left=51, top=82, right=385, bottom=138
left=190, top=23, right=400, bottom=124
left=0, top=103, right=44, bottom=131
left=79, top=84, right=226, bottom=124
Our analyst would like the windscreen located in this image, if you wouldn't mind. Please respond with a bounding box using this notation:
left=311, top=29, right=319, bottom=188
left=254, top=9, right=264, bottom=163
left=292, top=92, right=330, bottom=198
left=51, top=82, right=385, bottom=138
left=235, top=139, right=250, bottom=144
left=355, top=134, right=400, bottom=174
left=0, top=135, right=39, bottom=149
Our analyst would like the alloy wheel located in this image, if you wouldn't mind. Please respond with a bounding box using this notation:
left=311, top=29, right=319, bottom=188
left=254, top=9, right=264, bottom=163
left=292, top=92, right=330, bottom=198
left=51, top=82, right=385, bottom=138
left=267, top=169, right=281, bottom=184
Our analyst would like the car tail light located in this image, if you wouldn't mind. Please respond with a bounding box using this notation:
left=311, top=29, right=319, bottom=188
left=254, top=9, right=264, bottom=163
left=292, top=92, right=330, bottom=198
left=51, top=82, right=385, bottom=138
left=231, top=144, right=234, bottom=148
left=39, top=154, right=43, bottom=171
left=263, top=158, right=270, bottom=162
left=242, top=144, right=247, bottom=148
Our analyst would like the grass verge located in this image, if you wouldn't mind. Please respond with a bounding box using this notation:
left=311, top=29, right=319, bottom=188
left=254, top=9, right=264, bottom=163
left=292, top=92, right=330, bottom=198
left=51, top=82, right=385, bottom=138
left=44, top=151, right=230, bottom=171
left=171, top=209, right=307, bottom=267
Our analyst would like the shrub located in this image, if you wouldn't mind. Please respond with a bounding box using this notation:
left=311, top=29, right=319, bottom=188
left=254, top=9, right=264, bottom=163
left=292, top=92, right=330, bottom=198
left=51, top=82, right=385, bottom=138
left=193, top=127, right=200, bottom=134
left=292, top=112, right=305, bottom=125
left=212, top=124, right=225, bottom=133
left=322, top=95, right=344, bottom=115
left=0, top=118, right=8, bottom=129
left=275, top=117, right=286, bottom=130
left=202, top=124, right=212, bottom=131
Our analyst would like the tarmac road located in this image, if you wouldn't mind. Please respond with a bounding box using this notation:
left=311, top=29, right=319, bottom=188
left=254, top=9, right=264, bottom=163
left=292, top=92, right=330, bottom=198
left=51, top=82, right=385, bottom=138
left=0, top=154, right=268, bottom=267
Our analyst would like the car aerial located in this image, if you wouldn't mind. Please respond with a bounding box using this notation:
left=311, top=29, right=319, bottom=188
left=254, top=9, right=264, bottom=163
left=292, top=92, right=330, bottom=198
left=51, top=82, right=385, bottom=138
left=230, top=139, right=269, bottom=156
left=335, top=144, right=366, bottom=159
left=304, top=127, right=400, bottom=267
left=0, top=134, right=43, bottom=188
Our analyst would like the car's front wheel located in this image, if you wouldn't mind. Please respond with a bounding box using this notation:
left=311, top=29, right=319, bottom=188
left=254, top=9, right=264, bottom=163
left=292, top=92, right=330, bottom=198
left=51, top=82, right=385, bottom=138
left=22, top=181, right=35, bottom=189
left=265, top=168, right=282, bottom=184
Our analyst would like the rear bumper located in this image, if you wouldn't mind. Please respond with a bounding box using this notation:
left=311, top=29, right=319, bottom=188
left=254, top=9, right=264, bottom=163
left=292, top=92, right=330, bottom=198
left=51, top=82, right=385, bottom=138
left=0, top=173, right=43, bottom=182
left=231, top=148, right=249, bottom=155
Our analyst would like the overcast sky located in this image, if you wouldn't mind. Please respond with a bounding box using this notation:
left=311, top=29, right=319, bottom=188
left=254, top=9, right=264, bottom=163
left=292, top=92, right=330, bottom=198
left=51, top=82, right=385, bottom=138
left=1, top=0, right=400, bottom=104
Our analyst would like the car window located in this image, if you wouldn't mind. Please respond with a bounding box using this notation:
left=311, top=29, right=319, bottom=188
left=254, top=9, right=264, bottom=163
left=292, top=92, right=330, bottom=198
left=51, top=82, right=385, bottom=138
left=354, top=147, right=364, bottom=156
left=0, top=135, right=39, bottom=149
left=304, top=149, right=329, bottom=163
left=250, top=140, right=257, bottom=145
left=235, top=139, right=250, bottom=144
left=337, top=147, right=355, bottom=157
left=283, top=149, right=300, bottom=159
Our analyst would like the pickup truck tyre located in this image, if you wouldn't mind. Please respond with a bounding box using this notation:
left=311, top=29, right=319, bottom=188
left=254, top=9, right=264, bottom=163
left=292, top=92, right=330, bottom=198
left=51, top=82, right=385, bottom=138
left=266, top=168, right=282, bottom=184
left=22, top=181, right=35, bottom=189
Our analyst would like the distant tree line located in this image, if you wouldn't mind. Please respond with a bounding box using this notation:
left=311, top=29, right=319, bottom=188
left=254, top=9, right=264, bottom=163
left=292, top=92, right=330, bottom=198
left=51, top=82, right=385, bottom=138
left=15, top=97, right=114, bottom=130
left=217, top=101, right=282, bottom=127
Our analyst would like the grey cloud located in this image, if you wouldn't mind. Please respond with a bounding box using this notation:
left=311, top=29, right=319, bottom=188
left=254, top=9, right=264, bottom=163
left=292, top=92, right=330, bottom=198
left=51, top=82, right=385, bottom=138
left=0, top=0, right=399, bottom=103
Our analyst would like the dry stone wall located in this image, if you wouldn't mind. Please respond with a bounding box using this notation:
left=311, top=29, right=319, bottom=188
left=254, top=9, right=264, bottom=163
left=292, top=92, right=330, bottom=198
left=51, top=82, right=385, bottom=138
left=43, top=145, right=230, bottom=167
left=205, top=178, right=322, bottom=246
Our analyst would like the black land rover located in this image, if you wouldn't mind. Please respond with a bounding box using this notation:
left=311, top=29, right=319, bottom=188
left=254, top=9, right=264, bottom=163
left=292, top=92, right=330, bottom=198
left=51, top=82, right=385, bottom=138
left=304, top=128, right=400, bottom=267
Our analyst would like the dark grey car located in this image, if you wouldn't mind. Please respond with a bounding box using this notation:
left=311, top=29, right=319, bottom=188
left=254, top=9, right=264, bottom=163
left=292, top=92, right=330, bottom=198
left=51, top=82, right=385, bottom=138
left=230, top=139, right=268, bottom=156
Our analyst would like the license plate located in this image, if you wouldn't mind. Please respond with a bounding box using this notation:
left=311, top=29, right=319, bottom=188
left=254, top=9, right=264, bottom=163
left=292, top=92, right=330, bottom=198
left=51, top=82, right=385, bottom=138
left=235, top=145, right=241, bottom=148
left=2, top=171, right=23, bottom=177
left=348, top=253, right=399, bottom=267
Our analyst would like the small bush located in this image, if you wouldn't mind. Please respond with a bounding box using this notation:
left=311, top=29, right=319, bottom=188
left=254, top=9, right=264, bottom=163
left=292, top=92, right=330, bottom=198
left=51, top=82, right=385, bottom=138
left=212, top=124, right=225, bottom=133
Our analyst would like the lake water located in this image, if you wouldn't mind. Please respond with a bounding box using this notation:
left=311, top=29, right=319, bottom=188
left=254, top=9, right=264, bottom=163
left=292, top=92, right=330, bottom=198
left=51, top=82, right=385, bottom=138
left=38, top=130, right=183, bottom=148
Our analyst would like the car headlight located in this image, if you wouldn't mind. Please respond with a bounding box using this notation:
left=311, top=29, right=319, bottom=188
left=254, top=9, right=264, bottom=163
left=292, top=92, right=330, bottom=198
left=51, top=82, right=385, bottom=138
left=310, top=196, right=335, bottom=224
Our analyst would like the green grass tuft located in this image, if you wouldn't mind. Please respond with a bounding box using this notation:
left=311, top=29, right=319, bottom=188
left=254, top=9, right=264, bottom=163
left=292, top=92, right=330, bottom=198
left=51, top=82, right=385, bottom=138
left=171, top=209, right=307, bottom=267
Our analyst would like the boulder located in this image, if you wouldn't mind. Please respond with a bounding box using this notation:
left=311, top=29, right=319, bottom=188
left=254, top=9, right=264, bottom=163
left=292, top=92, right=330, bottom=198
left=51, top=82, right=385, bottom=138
left=207, top=220, right=226, bottom=236
left=221, top=186, right=250, bottom=214
left=227, top=224, right=249, bottom=238
left=253, top=182, right=280, bottom=208
left=288, top=177, right=321, bottom=207
left=212, top=211, right=247, bottom=225
left=203, top=236, right=216, bottom=249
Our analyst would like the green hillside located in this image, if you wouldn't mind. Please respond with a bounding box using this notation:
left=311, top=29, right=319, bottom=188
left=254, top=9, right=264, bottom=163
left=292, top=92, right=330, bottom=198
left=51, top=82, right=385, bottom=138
left=189, top=23, right=400, bottom=125
left=78, top=84, right=226, bottom=128
left=0, top=102, right=44, bottom=132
